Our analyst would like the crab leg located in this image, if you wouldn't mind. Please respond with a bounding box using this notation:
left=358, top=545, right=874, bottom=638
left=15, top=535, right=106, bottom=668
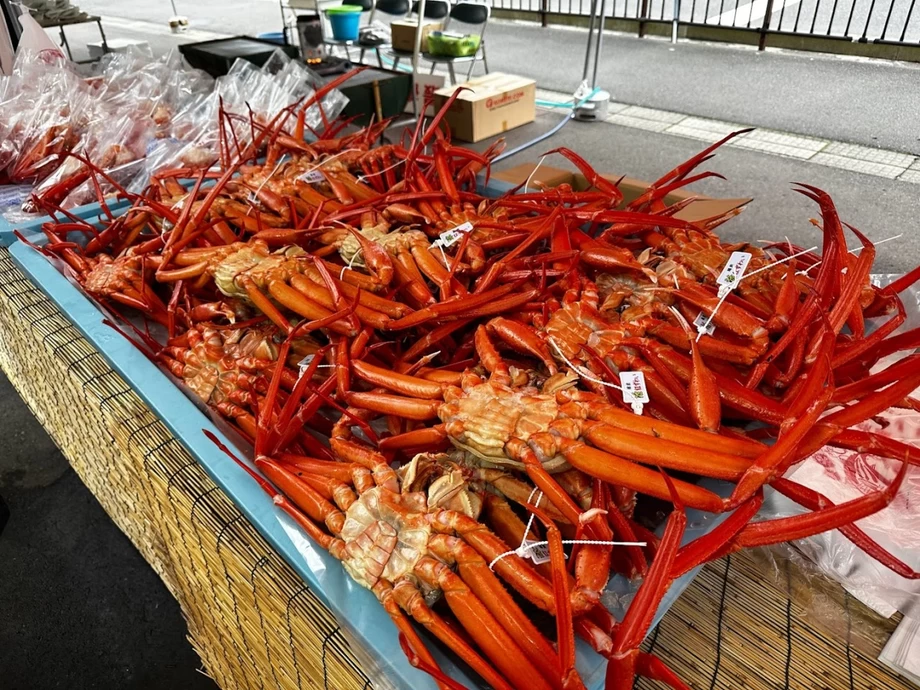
left=391, top=580, right=517, bottom=690
left=414, top=557, right=556, bottom=690
left=606, top=472, right=687, bottom=690
left=428, top=535, right=563, bottom=685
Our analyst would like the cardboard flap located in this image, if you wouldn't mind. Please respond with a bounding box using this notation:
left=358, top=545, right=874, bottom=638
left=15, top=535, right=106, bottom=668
left=671, top=198, right=751, bottom=223
left=491, top=163, right=752, bottom=224
left=492, top=163, right=575, bottom=189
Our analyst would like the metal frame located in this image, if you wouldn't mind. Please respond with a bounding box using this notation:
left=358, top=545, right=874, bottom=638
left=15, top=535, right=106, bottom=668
left=494, top=0, right=919, bottom=49
left=37, top=16, right=110, bottom=63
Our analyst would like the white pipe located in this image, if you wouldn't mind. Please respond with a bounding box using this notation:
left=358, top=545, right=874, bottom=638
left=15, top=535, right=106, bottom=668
left=411, top=0, right=427, bottom=115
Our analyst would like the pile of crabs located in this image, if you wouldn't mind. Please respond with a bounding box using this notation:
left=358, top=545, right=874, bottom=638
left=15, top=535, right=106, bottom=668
left=26, top=72, right=920, bottom=690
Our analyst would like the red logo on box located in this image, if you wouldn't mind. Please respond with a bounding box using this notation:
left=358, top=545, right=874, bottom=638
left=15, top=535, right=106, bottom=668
left=486, top=90, right=525, bottom=110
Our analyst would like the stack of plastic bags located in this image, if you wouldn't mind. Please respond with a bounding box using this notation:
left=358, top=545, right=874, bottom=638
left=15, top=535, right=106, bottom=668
left=0, top=45, right=349, bottom=219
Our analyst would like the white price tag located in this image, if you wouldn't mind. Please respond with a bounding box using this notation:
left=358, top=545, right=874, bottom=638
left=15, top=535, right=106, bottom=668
left=517, top=539, right=555, bottom=565
left=298, top=169, right=325, bottom=185
left=693, top=312, right=716, bottom=336
left=433, top=221, right=474, bottom=249
left=619, top=370, right=650, bottom=415
left=716, top=251, right=752, bottom=297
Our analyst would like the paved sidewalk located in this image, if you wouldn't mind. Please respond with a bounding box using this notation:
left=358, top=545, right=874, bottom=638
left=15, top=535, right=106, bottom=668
left=536, top=87, right=920, bottom=183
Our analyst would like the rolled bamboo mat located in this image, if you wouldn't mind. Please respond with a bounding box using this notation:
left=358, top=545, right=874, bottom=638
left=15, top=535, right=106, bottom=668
left=0, top=246, right=912, bottom=690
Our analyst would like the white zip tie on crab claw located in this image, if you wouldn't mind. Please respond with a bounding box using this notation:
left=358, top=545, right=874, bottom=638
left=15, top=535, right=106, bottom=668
left=619, top=371, right=650, bottom=415
left=431, top=221, right=474, bottom=265
left=548, top=337, right=622, bottom=390
left=432, top=221, right=474, bottom=250
left=697, top=246, right=817, bottom=341
left=715, top=251, right=752, bottom=298
left=339, top=249, right=363, bottom=280
left=797, top=234, right=903, bottom=276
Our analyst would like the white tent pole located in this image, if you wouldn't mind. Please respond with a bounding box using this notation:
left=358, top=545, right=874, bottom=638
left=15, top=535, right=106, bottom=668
left=411, top=0, right=427, bottom=115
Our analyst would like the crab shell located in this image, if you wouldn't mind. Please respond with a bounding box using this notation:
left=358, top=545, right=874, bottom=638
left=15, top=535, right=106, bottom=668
left=339, top=487, right=438, bottom=603
left=439, top=379, right=572, bottom=473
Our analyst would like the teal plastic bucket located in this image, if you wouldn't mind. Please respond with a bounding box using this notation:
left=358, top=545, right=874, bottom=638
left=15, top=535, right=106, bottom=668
left=326, top=5, right=362, bottom=41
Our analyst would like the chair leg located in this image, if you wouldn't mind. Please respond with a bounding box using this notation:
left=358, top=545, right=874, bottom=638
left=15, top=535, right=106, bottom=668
left=481, top=43, right=489, bottom=74
left=466, top=55, right=475, bottom=81
left=430, top=62, right=436, bottom=75
left=376, top=48, right=384, bottom=68
left=359, top=47, right=366, bottom=64
left=393, top=56, right=400, bottom=70
left=448, top=62, right=457, bottom=85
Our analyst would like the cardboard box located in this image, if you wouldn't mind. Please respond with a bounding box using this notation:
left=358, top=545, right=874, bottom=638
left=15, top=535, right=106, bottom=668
left=492, top=163, right=574, bottom=190
left=390, top=19, right=442, bottom=53
left=492, top=162, right=750, bottom=224
left=433, top=73, right=536, bottom=143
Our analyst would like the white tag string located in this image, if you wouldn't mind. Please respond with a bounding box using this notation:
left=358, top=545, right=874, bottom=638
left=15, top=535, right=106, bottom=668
left=339, top=248, right=363, bottom=280
left=548, top=337, right=622, bottom=390
left=524, top=155, right=548, bottom=195
left=356, top=155, right=405, bottom=183
left=796, top=235, right=903, bottom=276
left=488, top=539, right=647, bottom=570
left=519, top=488, right=542, bottom=553
left=696, top=245, right=817, bottom=341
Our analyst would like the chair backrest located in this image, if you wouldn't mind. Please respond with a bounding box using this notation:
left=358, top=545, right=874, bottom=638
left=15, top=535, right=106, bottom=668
left=374, top=0, right=409, bottom=16
left=353, top=0, right=375, bottom=11
left=449, top=1, right=489, bottom=25
left=410, top=0, right=450, bottom=19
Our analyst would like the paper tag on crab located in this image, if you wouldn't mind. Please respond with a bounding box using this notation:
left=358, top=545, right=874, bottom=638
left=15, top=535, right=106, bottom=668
left=435, top=221, right=474, bottom=248
left=693, top=312, right=716, bottom=336
left=716, top=251, right=752, bottom=297
left=619, top=371, right=650, bottom=415
left=298, top=169, right=325, bottom=185
left=518, top=540, right=553, bottom=565
left=297, top=354, right=315, bottom=380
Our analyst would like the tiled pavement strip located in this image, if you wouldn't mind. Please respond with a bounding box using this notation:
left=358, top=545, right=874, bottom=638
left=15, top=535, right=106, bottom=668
left=536, top=88, right=920, bottom=184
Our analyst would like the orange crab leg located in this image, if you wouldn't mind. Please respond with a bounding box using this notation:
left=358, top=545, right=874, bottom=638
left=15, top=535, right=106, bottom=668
left=606, top=471, right=687, bottom=690
left=428, top=535, right=563, bottom=686
left=557, top=439, right=726, bottom=513
left=374, top=582, right=457, bottom=690
left=391, top=580, right=516, bottom=690
left=577, top=420, right=750, bottom=480
left=414, top=557, right=556, bottom=690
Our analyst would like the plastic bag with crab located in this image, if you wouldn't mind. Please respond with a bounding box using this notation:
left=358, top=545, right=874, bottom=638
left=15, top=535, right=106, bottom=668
left=31, top=112, right=150, bottom=211
left=259, top=50, right=349, bottom=135
left=4, top=52, right=94, bottom=183
left=757, top=275, right=920, bottom=621
left=96, top=47, right=213, bottom=140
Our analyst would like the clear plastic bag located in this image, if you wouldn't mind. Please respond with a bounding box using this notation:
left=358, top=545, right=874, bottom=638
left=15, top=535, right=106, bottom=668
left=761, top=276, right=920, bottom=621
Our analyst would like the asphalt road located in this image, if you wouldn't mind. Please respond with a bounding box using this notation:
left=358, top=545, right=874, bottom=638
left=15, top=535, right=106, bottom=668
left=0, top=371, right=218, bottom=690
left=60, top=3, right=920, bottom=152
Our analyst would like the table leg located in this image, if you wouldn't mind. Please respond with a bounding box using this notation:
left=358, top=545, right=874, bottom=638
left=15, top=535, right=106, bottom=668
left=96, top=19, right=110, bottom=54
left=59, top=27, right=73, bottom=61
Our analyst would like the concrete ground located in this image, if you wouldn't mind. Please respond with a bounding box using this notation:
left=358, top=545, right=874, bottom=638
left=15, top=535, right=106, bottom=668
left=2, top=4, right=918, bottom=688
left=0, top=373, right=218, bottom=690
